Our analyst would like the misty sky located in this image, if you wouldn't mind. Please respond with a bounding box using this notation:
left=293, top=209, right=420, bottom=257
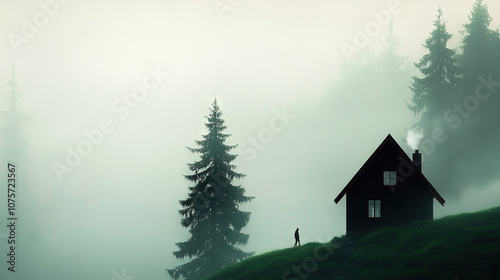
left=1, top=0, right=500, bottom=279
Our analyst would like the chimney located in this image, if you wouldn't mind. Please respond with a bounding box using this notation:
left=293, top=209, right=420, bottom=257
left=412, top=150, right=422, bottom=171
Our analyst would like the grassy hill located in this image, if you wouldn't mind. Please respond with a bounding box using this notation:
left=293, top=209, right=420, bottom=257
left=205, top=206, right=500, bottom=280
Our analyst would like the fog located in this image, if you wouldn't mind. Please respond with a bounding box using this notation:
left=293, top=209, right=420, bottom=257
left=0, top=0, right=499, bottom=279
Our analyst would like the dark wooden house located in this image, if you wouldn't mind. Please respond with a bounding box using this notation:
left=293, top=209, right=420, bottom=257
left=334, top=134, right=445, bottom=235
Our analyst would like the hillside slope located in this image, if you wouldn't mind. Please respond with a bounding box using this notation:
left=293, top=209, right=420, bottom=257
left=205, top=206, right=500, bottom=280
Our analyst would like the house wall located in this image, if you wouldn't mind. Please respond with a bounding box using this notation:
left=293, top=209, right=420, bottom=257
left=345, top=145, right=434, bottom=234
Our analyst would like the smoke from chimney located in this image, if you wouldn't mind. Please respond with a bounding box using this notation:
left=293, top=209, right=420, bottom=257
left=406, top=129, right=423, bottom=150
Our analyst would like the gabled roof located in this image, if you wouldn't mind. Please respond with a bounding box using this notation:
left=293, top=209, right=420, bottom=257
left=334, top=134, right=445, bottom=206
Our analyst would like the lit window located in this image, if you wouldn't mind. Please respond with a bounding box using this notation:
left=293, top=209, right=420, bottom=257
left=383, top=171, right=396, bottom=186
left=368, top=200, right=381, bottom=218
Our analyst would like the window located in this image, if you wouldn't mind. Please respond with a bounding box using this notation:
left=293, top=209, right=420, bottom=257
left=368, top=200, right=381, bottom=218
left=383, top=171, right=396, bottom=186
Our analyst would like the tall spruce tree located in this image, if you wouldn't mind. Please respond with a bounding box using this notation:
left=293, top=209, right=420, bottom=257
left=460, top=0, right=500, bottom=92
left=377, top=22, right=412, bottom=91
left=1, top=65, right=28, bottom=162
left=168, top=99, right=254, bottom=280
left=450, top=0, right=500, bottom=188
left=379, top=22, right=410, bottom=74
left=458, top=0, right=500, bottom=133
left=409, top=7, right=460, bottom=133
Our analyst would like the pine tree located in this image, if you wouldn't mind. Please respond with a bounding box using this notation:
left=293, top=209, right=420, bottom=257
left=460, top=0, right=500, bottom=91
left=409, top=7, right=460, bottom=132
left=450, top=0, right=500, bottom=185
left=458, top=0, right=500, bottom=130
left=377, top=22, right=412, bottom=92
left=1, top=65, right=28, bottom=162
left=168, top=98, right=254, bottom=280
left=378, top=22, right=410, bottom=74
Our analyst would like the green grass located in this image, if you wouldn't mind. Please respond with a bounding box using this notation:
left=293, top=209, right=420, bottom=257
left=205, top=206, right=500, bottom=280
left=204, top=242, right=346, bottom=280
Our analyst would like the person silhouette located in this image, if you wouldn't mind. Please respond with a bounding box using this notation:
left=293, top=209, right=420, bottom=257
left=294, top=228, right=300, bottom=247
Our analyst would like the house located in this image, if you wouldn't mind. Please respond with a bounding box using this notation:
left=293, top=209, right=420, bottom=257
left=334, top=134, right=445, bottom=236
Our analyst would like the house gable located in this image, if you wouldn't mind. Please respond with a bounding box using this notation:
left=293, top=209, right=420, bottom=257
left=334, top=134, right=445, bottom=205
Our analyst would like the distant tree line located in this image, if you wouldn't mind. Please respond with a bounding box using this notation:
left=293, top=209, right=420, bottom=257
left=409, top=0, right=500, bottom=136
left=408, top=0, right=500, bottom=193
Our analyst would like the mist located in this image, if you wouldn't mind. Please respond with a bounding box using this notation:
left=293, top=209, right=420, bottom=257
left=1, top=0, right=500, bottom=279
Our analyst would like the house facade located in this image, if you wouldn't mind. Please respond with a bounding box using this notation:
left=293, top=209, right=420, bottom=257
left=334, top=134, right=445, bottom=235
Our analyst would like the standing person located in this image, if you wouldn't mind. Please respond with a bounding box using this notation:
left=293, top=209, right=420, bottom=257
left=294, top=228, right=300, bottom=247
